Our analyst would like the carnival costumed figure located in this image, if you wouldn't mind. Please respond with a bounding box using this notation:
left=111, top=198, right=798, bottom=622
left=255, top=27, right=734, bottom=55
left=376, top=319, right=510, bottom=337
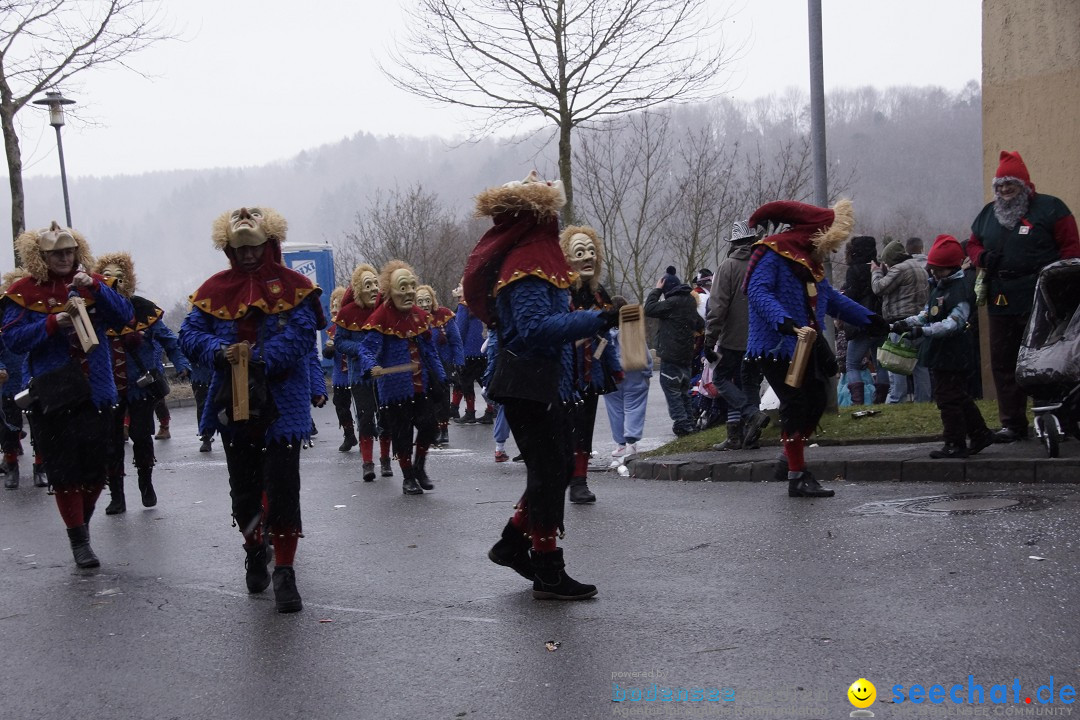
left=560, top=225, right=622, bottom=504
left=350, top=261, right=446, bottom=495
left=94, top=253, right=191, bottom=515
left=743, top=200, right=889, bottom=498
left=0, top=268, right=46, bottom=489
left=416, top=284, right=463, bottom=447
left=179, top=206, right=324, bottom=613
left=453, top=283, right=494, bottom=424
left=1, top=222, right=134, bottom=568
left=324, top=286, right=359, bottom=452
left=332, top=264, right=394, bottom=482
left=464, top=171, right=618, bottom=600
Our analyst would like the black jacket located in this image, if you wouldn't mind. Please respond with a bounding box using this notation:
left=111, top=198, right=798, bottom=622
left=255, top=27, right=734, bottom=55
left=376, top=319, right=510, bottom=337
left=843, top=236, right=883, bottom=338
left=644, top=286, right=703, bottom=366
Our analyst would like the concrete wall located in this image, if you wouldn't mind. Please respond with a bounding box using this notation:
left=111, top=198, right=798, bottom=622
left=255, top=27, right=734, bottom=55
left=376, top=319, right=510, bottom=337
left=982, top=0, right=1080, bottom=210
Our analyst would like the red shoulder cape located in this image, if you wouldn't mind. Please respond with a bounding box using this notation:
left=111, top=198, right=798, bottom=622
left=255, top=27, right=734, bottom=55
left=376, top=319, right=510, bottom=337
left=430, top=306, right=454, bottom=328
left=362, top=303, right=431, bottom=339
left=334, top=301, right=376, bottom=331
left=189, top=263, right=317, bottom=320
left=4, top=273, right=116, bottom=314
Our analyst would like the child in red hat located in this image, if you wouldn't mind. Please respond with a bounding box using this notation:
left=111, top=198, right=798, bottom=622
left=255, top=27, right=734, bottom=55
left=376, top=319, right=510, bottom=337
left=894, top=235, right=993, bottom=458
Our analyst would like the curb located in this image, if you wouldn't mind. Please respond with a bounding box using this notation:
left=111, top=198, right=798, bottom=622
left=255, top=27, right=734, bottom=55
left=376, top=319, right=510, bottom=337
left=627, top=456, right=1080, bottom=485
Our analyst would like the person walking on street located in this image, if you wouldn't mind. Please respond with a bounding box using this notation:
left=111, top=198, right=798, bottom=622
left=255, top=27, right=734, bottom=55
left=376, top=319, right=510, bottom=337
left=968, top=151, right=1079, bottom=442
left=704, top=221, right=770, bottom=451
left=644, top=266, right=703, bottom=437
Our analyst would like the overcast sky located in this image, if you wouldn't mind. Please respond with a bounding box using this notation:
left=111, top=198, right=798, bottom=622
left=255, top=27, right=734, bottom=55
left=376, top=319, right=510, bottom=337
left=18, top=0, right=981, bottom=180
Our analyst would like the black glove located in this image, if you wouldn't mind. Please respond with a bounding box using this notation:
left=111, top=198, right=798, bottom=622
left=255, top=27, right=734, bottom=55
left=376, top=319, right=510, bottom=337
left=703, top=348, right=719, bottom=364
left=311, top=394, right=328, bottom=408
left=867, top=314, right=890, bottom=337
left=777, top=318, right=798, bottom=336
left=597, top=309, right=619, bottom=331
left=321, top=343, right=335, bottom=359
left=214, top=347, right=230, bottom=370
left=890, top=320, right=910, bottom=334
left=979, top=250, right=1003, bottom=274
left=908, top=325, right=924, bottom=339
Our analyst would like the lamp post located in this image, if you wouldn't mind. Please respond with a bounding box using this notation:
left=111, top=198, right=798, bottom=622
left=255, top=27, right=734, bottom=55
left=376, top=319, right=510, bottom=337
left=32, top=90, right=76, bottom=227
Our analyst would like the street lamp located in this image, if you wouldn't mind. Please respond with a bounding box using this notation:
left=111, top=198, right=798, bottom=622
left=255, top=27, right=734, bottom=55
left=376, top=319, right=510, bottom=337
left=32, top=90, right=76, bottom=227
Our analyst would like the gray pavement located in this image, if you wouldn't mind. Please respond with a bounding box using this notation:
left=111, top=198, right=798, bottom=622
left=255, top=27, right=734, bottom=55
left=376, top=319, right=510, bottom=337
left=1, top=391, right=1079, bottom=720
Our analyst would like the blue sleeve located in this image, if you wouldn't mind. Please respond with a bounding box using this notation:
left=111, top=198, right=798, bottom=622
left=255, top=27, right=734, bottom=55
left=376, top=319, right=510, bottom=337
left=152, top=320, right=191, bottom=374
left=822, top=280, right=874, bottom=326
left=309, top=351, right=327, bottom=395
left=446, top=320, right=464, bottom=367
left=419, top=333, right=446, bottom=382
left=334, top=327, right=362, bottom=359
left=506, top=279, right=606, bottom=346
left=179, top=307, right=229, bottom=368
left=601, top=330, right=622, bottom=374
left=256, top=301, right=318, bottom=376
left=357, top=329, right=382, bottom=377
left=1, top=302, right=49, bottom=355
left=746, top=253, right=790, bottom=330
left=91, top=281, right=135, bottom=329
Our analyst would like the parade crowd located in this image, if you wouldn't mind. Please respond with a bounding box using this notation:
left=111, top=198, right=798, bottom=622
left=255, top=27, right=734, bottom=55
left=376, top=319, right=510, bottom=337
left=0, top=151, right=1075, bottom=611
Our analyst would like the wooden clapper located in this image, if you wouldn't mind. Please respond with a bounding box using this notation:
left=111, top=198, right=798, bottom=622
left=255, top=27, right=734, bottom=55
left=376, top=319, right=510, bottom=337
left=618, top=304, right=649, bottom=372
left=231, top=342, right=250, bottom=421
left=784, top=328, right=817, bottom=388
left=66, top=296, right=100, bottom=354
left=370, top=362, right=419, bottom=377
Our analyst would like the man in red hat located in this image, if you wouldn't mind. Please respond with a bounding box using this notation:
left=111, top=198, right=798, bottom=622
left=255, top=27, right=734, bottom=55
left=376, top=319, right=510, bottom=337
left=968, top=151, right=1079, bottom=442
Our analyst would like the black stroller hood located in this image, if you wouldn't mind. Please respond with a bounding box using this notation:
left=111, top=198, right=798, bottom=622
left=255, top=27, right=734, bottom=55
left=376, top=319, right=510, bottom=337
left=1017, top=258, right=1080, bottom=388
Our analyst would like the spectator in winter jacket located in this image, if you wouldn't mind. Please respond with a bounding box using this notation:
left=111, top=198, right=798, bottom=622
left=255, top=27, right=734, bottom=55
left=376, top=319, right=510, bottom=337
left=704, top=221, right=770, bottom=451
left=842, top=236, right=889, bottom=404
left=872, top=239, right=931, bottom=403
left=894, top=235, right=994, bottom=459
left=644, top=266, right=704, bottom=436
left=968, top=151, right=1080, bottom=442
left=603, top=295, right=652, bottom=464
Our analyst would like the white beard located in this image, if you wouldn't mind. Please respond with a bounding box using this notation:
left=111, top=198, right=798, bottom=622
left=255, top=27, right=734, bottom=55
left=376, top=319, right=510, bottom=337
left=993, top=192, right=1029, bottom=229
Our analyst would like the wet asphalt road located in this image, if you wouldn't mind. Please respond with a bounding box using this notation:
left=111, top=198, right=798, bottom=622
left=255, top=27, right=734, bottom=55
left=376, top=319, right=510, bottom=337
left=1, top=388, right=1078, bottom=720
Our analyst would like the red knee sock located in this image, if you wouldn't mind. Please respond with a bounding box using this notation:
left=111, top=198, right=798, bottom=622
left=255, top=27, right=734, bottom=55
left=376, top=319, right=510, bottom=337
left=530, top=526, right=558, bottom=553
left=55, top=492, right=85, bottom=528
left=452, top=390, right=463, bottom=407
left=396, top=454, right=413, bottom=473
left=509, top=495, right=529, bottom=531
left=359, top=436, right=374, bottom=463
left=783, top=432, right=806, bottom=473
left=3, top=451, right=16, bottom=465
left=465, top=396, right=475, bottom=412
left=414, top=445, right=428, bottom=464
left=379, top=436, right=392, bottom=460
left=272, top=534, right=298, bottom=567
left=574, top=451, right=589, bottom=478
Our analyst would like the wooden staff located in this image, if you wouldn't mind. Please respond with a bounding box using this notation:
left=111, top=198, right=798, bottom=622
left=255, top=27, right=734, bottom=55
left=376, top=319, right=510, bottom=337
left=231, top=342, right=250, bottom=421
left=370, top=362, right=419, bottom=377
left=66, top=296, right=100, bottom=354
left=618, top=304, right=648, bottom=371
left=785, top=327, right=817, bottom=388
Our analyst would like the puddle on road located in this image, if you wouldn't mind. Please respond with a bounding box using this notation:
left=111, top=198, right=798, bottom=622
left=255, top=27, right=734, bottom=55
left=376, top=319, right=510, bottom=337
left=850, top=488, right=1075, bottom=517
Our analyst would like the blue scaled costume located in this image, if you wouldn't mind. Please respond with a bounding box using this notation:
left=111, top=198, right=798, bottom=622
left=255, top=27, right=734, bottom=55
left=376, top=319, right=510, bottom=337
left=428, top=304, right=463, bottom=445
left=464, top=176, right=616, bottom=601
left=453, top=301, right=491, bottom=421
left=178, top=208, right=324, bottom=605
left=333, top=293, right=387, bottom=480
left=743, top=200, right=884, bottom=498
left=349, top=292, right=446, bottom=494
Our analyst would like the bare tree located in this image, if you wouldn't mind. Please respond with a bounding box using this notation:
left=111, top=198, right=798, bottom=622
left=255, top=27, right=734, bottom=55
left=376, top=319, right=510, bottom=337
left=336, top=184, right=476, bottom=304
left=384, top=0, right=737, bottom=224
left=0, top=0, right=176, bottom=246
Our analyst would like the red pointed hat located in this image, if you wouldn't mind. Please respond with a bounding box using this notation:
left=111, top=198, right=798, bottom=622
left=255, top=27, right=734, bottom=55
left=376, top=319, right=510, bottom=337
left=994, top=151, right=1034, bottom=193
left=747, top=199, right=854, bottom=281
left=926, top=234, right=965, bottom=268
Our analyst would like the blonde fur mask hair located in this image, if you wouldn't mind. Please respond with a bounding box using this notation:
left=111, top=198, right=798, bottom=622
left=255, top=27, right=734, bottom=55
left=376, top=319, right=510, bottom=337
left=329, top=286, right=346, bottom=313
left=559, top=225, right=603, bottom=291
left=0, top=268, right=28, bottom=294
left=15, top=224, right=94, bottom=283
left=378, top=260, right=417, bottom=297
left=474, top=170, right=566, bottom=220
left=211, top=207, right=288, bottom=250
left=93, top=252, right=137, bottom=298
left=416, top=284, right=439, bottom=310
left=811, top=199, right=854, bottom=258
left=350, top=263, right=378, bottom=302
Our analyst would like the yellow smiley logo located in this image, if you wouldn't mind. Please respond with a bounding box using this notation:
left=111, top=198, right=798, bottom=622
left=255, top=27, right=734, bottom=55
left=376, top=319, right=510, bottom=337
left=848, top=678, right=876, bottom=709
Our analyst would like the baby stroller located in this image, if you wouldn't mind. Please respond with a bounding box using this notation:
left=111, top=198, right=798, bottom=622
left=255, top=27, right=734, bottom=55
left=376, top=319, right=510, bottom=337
left=1015, top=258, right=1080, bottom=457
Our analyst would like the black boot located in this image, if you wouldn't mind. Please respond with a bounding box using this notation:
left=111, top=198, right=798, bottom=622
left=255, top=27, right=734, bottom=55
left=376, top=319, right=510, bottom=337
left=67, top=524, right=100, bottom=568
left=137, top=467, right=157, bottom=508
left=488, top=522, right=534, bottom=581
left=244, top=541, right=271, bottom=593
left=742, top=411, right=771, bottom=448
left=3, top=460, right=18, bottom=489
left=929, top=442, right=968, bottom=459
left=438, top=426, right=450, bottom=446
left=873, top=382, right=890, bottom=405
left=402, top=467, right=424, bottom=495
left=272, top=566, right=303, bottom=613
left=414, top=454, right=434, bottom=491
left=105, top=476, right=126, bottom=515
left=338, top=426, right=358, bottom=452
left=478, top=408, right=494, bottom=425
left=199, top=435, right=213, bottom=453
left=380, top=457, right=394, bottom=477
left=849, top=381, right=865, bottom=406
left=568, top=477, right=596, bottom=504
left=530, top=548, right=597, bottom=600
left=362, top=462, right=376, bottom=482
left=787, top=470, right=835, bottom=498
left=32, top=463, right=47, bottom=488
left=712, top=422, right=743, bottom=451
left=455, top=409, right=477, bottom=425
